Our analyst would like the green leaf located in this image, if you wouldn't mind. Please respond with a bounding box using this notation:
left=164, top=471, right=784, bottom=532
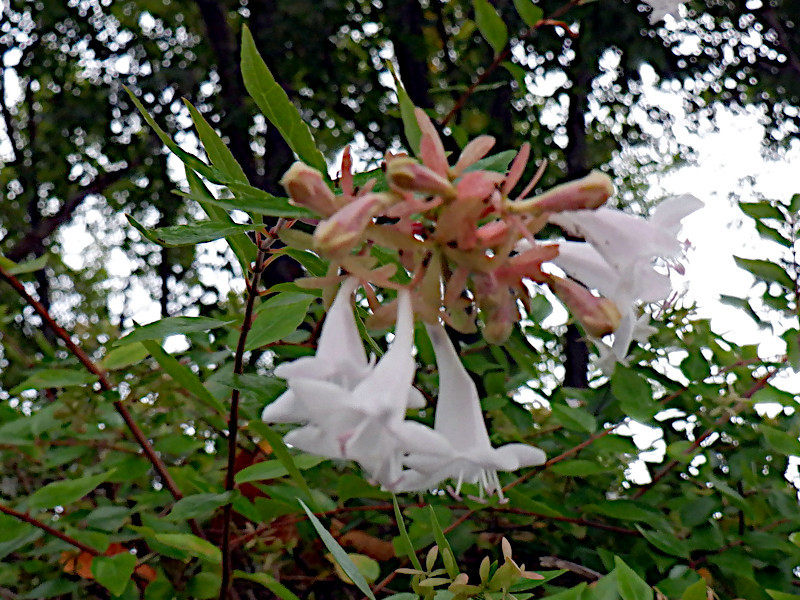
left=428, top=505, right=459, bottom=578
left=142, top=340, right=226, bottom=414
left=760, top=424, right=800, bottom=456
left=393, top=495, right=423, bottom=571
left=91, top=552, right=136, bottom=596
left=734, top=256, right=794, bottom=288
left=473, top=0, right=508, bottom=55
left=387, top=62, right=422, bottom=155
left=464, top=150, right=517, bottom=174
left=248, top=421, right=320, bottom=512
left=240, top=26, right=327, bottom=174
left=125, top=87, right=222, bottom=183
left=10, top=369, right=98, bottom=394
left=505, top=488, right=565, bottom=517
left=153, top=533, right=221, bottom=563
left=20, top=579, right=79, bottom=599
left=126, top=214, right=258, bottom=247
left=739, top=201, right=784, bottom=221
left=782, top=329, right=800, bottom=371
left=681, top=578, right=708, bottom=600
left=181, top=184, right=315, bottom=219
left=235, top=455, right=326, bottom=483
left=329, top=552, right=380, bottom=585
left=165, top=492, right=235, bottom=521
left=101, top=343, right=150, bottom=370
left=551, top=404, right=596, bottom=433
left=245, top=293, right=314, bottom=350
left=635, top=525, right=690, bottom=558
left=299, top=499, right=377, bottom=600
left=614, top=556, right=652, bottom=600
left=767, top=590, right=800, bottom=600
left=234, top=571, right=302, bottom=600
left=186, top=169, right=254, bottom=275
left=0, top=253, right=49, bottom=275
left=754, top=219, right=792, bottom=247
left=611, top=368, right=656, bottom=422
left=584, top=500, right=662, bottom=524
left=789, top=193, right=800, bottom=214
left=28, top=469, right=115, bottom=509
left=542, top=583, right=588, bottom=599
left=550, top=460, right=611, bottom=477
left=512, top=0, right=543, bottom=28
left=184, top=99, right=248, bottom=184
left=119, top=316, right=234, bottom=345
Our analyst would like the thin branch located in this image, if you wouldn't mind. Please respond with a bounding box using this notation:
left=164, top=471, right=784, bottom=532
left=0, top=266, right=186, bottom=504
left=0, top=502, right=100, bottom=556
left=440, top=0, right=582, bottom=126
left=219, top=241, right=269, bottom=600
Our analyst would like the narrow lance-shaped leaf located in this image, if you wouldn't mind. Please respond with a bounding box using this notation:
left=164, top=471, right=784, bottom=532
left=186, top=168, right=255, bottom=275
left=126, top=214, right=259, bottom=248
left=387, top=62, right=422, bottom=155
left=118, top=316, right=235, bottom=345
left=240, top=26, right=327, bottom=174
left=298, top=499, right=377, bottom=600
left=10, top=369, right=98, bottom=395
left=473, top=0, right=508, bottom=56
left=234, top=571, right=302, bottom=600
left=28, top=469, right=116, bottom=509
left=183, top=99, right=248, bottom=184
left=177, top=183, right=316, bottom=219
left=392, top=496, right=423, bottom=571
left=125, top=87, right=223, bottom=183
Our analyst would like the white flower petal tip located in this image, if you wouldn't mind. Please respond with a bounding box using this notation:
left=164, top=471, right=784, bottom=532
left=641, top=0, right=684, bottom=24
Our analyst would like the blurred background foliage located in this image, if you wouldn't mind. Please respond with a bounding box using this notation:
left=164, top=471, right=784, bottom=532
left=0, top=0, right=799, bottom=598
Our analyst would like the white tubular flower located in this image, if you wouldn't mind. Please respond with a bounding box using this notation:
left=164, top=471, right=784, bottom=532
left=266, top=289, right=446, bottom=487
left=394, top=323, right=546, bottom=498
left=262, top=278, right=424, bottom=424
left=546, top=194, right=702, bottom=361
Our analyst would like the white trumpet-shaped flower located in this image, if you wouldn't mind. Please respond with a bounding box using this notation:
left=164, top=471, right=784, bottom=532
left=262, top=278, right=424, bottom=424
left=394, top=324, right=546, bottom=498
left=264, top=287, right=446, bottom=487
left=641, top=0, right=683, bottom=24
left=547, top=195, right=702, bottom=361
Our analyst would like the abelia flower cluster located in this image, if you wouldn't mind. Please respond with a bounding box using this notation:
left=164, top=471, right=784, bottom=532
left=262, top=278, right=546, bottom=497
left=282, top=108, right=700, bottom=358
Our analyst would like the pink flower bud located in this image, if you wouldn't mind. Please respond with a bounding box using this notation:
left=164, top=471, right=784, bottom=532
left=281, top=162, right=338, bottom=217
left=506, top=170, right=613, bottom=215
left=386, top=155, right=455, bottom=199
left=313, top=194, right=384, bottom=256
left=549, top=276, right=621, bottom=337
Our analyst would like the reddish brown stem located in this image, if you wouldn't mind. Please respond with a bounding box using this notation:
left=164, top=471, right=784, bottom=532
left=0, top=266, right=186, bottom=504
left=0, top=502, right=99, bottom=556
left=219, top=245, right=268, bottom=599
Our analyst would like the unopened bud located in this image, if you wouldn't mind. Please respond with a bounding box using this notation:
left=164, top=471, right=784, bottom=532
left=549, top=276, right=621, bottom=337
left=281, top=162, right=338, bottom=217
left=386, top=155, right=455, bottom=199
left=506, top=170, right=613, bottom=215
left=313, top=194, right=382, bottom=256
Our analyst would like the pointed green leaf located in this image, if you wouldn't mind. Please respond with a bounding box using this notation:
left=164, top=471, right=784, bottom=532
left=551, top=404, right=596, bottom=433
left=245, top=293, right=313, bottom=350
left=153, top=533, right=221, bottom=563
left=550, top=460, right=611, bottom=477
left=141, top=340, right=226, bottom=414
left=739, top=201, right=784, bottom=221
left=760, top=424, right=800, bottom=456
left=101, top=343, right=150, bottom=370
left=180, top=185, right=315, bottom=219
left=299, top=499, right=377, bottom=600
left=473, top=0, right=508, bottom=55
left=611, top=367, right=657, bottom=422
left=428, top=505, right=459, bottom=578
left=240, top=26, right=327, bottom=174
left=119, top=316, right=234, bottom=345
left=234, top=571, right=302, bottom=600
left=248, top=421, right=320, bottom=512
left=782, top=329, right=800, bottom=371
left=0, top=253, right=49, bottom=275
left=393, top=495, right=423, bottom=571
left=387, top=62, right=422, bottom=154
left=165, top=492, right=236, bottom=521
left=186, top=169, right=254, bottom=275
left=789, top=193, right=800, bottom=214
left=512, top=0, right=543, bottom=28
left=235, top=455, right=326, bottom=484
left=126, top=214, right=259, bottom=247
left=542, top=583, right=588, bottom=599
left=28, top=469, right=116, bottom=509
left=184, top=99, right=248, bottom=184
left=614, top=556, right=652, bottom=600
left=682, top=579, right=708, bottom=600
left=10, top=369, right=98, bottom=394
left=91, top=552, right=136, bottom=596
left=734, top=256, right=794, bottom=288
left=767, top=590, right=800, bottom=600
left=125, top=87, right=222, bottom=183
left=635, top=525, right=689, bottom=558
